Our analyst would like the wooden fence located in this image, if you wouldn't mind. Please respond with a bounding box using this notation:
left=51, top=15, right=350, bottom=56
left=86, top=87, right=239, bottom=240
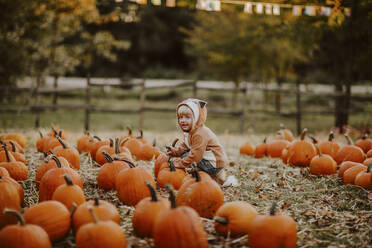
left=1, top=78, right=371, bottom=134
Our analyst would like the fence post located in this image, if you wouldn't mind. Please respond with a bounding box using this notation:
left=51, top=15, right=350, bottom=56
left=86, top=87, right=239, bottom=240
left=192, top=81, right=197, bottom=98
left=296, top=80, right=302, bottom=135
left=34, top=75, right=41, bottom=128
left=240, top=83, right=247, bottom=134
left=52, top=76, right=58, bottom=111
left=84, top=74, right=91, bottom=132
left=139, top=80, right=146, bottom=130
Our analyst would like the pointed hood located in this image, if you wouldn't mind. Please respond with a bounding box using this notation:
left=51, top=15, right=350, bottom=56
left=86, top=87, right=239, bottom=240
left=177, top=98, right=207, bottom=131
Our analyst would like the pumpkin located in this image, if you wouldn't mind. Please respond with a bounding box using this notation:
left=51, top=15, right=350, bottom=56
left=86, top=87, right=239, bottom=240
left=47, top=126, right=68, bottom=139
left=36, top=131, right=49, bottom=153
left=110, top=137, right=132, bottom=162
left=77, top=132, right=91, bottom=154
left=343, top=164, right=367, bottom=184
left=275, top=124, right=294, bottom=142
left=157, top=157, right=186, bottom=190
left=255, top=137, right=267, bottom=158
left=318, top=131, right=340, bottom=160
left=43, top=132, right=70, bottom=153
left=281, top=147, right=289, bottom=164
left=0, top=209, right=51, bottom=248
left=116, top=162, right=156, bottom=206
left=137, top=139, right=161, bottom=161
left=248, top=202, right=297, bottom=248
left=153, top=185, right=208, bottom=248
left=335, top=134, right=366, bottom=164
left=287, top=128, right=317, bottom=167
left=367, top=149, right=372, bottom=158
left=95, top=139, right=115, bottom=166
left=309, top=144, right=337, bottom=176
left=0, top=176, right=21, bottom=229
left=118, top=126, right=136, bottom=144
left=214, top=201, right=258, bottom=237
left=97, top=152, right=130, bottom=190
left=179, top=170, right=212, bottom=190
left=338, top=161, right=363, bottom=178
left=89, top=136, right=110, bottom=161
left=267, top=139, right=290, bottom=158
left=355, top=134, right=372, bottom=153
left=0, top=146, right=28, bottom=181
left=39, top=156, right=83, bottom=202
left=354, top=163, right=372, bottom=189
left=121, top=136, right=143, bottom=160
left=53, top=136, right=80, bottom=170
left=363, top=157, right=372, bottom=166
left=7, top=141, right=26, bottom=163
left=52, top=174, right=86, bottom=211
left=0, top=175, right=24, bottom=206
left=35, top=155, right=70, bottom=187
left=176, top=169, right=224, bottom=219
left=154, top=138, right=179, bottom=177
left=23, top=200, right=71, bottom=242
left=239, top=142, right=255, bottom=156
left=75, top=206, right=126, bottom=248
left=0, top=139, right=23, bottom=153
left=0, top=167, right=9, bottom=177
left=72, top=198, right=120, bottom=232
left=0, top=133, right=26, bottom=148
left=132, top=181, right=170, bottom=238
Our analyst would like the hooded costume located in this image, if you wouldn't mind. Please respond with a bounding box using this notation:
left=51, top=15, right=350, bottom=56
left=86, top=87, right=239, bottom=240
left=171, top=98, right=228, bottom=170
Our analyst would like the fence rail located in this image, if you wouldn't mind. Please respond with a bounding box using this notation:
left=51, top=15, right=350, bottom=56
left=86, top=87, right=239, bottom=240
left=1, top=78, right=371, bottom=134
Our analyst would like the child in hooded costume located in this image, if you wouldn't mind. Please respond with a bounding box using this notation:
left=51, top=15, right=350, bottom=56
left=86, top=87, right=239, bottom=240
left=167, top=98, right=239, bottom=187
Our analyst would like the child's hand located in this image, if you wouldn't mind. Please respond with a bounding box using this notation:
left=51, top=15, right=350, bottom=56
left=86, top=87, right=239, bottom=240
left=166, top=146, right=176, bottom=156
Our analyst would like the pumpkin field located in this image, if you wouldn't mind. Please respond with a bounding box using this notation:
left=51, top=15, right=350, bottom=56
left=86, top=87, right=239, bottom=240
left=0, top=127, right=371, bottom=248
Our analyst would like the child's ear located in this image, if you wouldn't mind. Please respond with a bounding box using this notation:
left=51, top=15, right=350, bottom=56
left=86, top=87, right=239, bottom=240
left=199, top=101, right=207, bottom=108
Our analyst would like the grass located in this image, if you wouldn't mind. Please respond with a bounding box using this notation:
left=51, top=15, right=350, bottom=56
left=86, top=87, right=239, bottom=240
left=18, top=130, right=372, bottom=248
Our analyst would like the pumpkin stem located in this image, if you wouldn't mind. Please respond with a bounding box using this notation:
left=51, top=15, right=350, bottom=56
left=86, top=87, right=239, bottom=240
left=63, top=174, right=73, bottom=186
left=109, top=138, right=114, bottom=148
left=87, top=206, right=99, bottom=224
left=194, top=167, right=201, bottom=182
left=49, top=150, right=55, bottom=155
left=3, top=208, right=25, bottom=226
left=56, top=136, right=67, bottom=149
left=43, top=152, right=48, bottom=158
left=119, top=137, right=130, bottom=146
left=93, top=136, right=101, bottom=141
left=136, top=130, right=143, bottom=139
left=51, top=155, right=62, bottom=168
left=300, top=128, right=308, bottom=141
left=145, top=181, right=158, bottom=202
left=70, top=202, right=77, bottom=218
left=94, top=198, right=100, bottom=206
left=9, top=141, right=16, bottom=152
left=3, top=145, right=11, bottom=162
left=169, top=158, right=176, bottom=172
left=263, top=137, right=267, bottom=143
left=214, top=216, right=229, bottom=225
left=270, top=202, right=278, bottom=216
left=310, top=136, right=318, bottom=144
left=39, top=131, right=43, bottom=138
left=115, top=138, right=120, bottom=154
left=114, top=157, right=135, bottom=168
left=51, top=125, right=57, bottom=135
left=152, top=138, right=156, bottom=147
left=126, top=126, right=132, bottom=135
left=102, top=151, right=113, bottom=163
left=362, top=133, right=368, bottom=140
left=165, top=184, right=176, bottom=209
left=315, top=144, right=322, bottom=157
left=344, top=134, right=353, bottom=145
left=277, top=131, right=285, bottom=140
left=58, top=130, right=62, bottom=138
left=328, top=131, right=334, bottom=141
left=367, top=163, right=372, bottom=173
left=171, top=138, right=179, bottom=147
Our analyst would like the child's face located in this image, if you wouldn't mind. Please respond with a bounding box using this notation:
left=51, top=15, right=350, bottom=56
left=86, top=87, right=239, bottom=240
left=178, top=113, right=193, bottom=132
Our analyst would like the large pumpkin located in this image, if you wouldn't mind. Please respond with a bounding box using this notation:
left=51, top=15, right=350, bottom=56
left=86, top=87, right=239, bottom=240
left=52, top=174, right=86, bottom=211
left=157, top=157, right=186, bottom=190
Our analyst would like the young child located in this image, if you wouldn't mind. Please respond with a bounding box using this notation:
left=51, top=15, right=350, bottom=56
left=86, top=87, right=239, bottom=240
left=166, top=98, right=238, bottom=187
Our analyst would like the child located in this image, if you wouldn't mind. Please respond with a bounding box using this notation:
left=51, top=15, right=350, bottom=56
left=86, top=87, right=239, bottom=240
left=166, top=98, right=238, bottom=187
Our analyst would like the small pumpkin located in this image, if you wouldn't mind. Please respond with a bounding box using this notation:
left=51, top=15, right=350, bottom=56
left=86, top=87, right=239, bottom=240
left=318, top=131, right=340, bottom=160
left=132, top=181, right=170, bottom=238
left=214, top=201, right=258, bottom=237
left=121, top=135, right=143, bottom=160
left=354, top=163, right=372, bottom=189
left=0, top=139, right=23, bottom=153
left=355, top=134, right=372, bottom=153
left=52, top=174, right=86, bottom=211
left=75, top=206, right=126, bottom=248
left=89, top=136, right=110, bottom=161
left=97, top=152, right=131, bottom=190
left=153, top=185, right=208, bottom=248
left=335, top=134, right=366, bottom=164
left=0, top=176, right=21, bottom=229
left=35, top=154, right=70, bottom=187
left=110, top=137, right=133, bottom=161
left=239, top=142, right=255, bottom=156
left=0, top=209, right=51, bottom=248
left=255, top=137, right=267, bottom=158
left=95, top=138, right=115, bottom=166
left=54, top=136, right=80, bottom=170
left=0, top=133, right=26, bottom=148
left=36, top=131, right=49, bottom=153
left=343, top=164, right=367, bottom=184
left=309, top=144, right=337, bottom=176
left=0, top=146, right=28, bottom=181
left=275, top=124, right=294, bottom=142
left=338, top=161, right=363, bottom=178
left=154, top=138, right=178, bottom=177
left=77, top=132, right=91, bottom=154
left=72, top=198, right=120, bottom=232
left=157, top=157, right=186, bottom=190
left=176, top=168, right=224, bottom=219
left=43, top=131, right=69, bottom=153
left=267, top=139, right=290, bottom=158
left=248, top=202, right=297, bottom=248
left=287, top=128, right=317, bottom=167
left=23, top=200, right=71, bottom=242
left=363, top=157, right=372, bottom=167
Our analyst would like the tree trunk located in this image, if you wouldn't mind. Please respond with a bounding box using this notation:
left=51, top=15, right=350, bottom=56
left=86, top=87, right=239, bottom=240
left=334, top=83, right=346, bottom=133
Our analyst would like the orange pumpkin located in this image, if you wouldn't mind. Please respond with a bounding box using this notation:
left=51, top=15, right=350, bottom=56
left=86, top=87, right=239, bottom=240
left=335, top=134, right=366, bottom=164
left=239, top=142, right=255, bottom=156
left=267, top=139, right=290, bottom=158
left=36, top=131, right=49, bottom=153
left=355, top=134, right=372, bottom=153
left=23, top=200, right=71, bottom=242
left=153, top=185, right=208, bottom=248
left=176, top=169, right=224, bottom=219
left=363, top=157, right=372, bottom=166
left=343, top=164, right=367, bottom=184
left=287, top=128, right=317, bottom=167
left=121, top=136, right=143, bottom=160
left=318, top=131, right=340, bottom=160
left=0, top=176, right=21, bottom=229
left=157, top=158, right=186, bottom=190
left=75, top=206, right=126, bottom=248
left=254, top=137, right=267, bottom=158
left=367, top=149, right=372, bottom=158
left=0, top=209, right=51, bottom=248
left=7, top=141, right=26, bottom=163
left=281, top=147, right=289, bottom=164
left=89, top=137, right=110, bottom=161
left=0, top=175, right=24, bottom=205
left=54, top=136, right=80, bottom=170
left=110, top=137, right=133, bottom=162
left=132, top=182, right=170, bottom=238
left=0, top=146, right=28, bottom=181
left=52, top=174, right=86, bottom=211
left=0, top=167, right=9, bottom=177
left=95, top=139, right=115, bottom=166
left=338, top=161, right=363, bottom=178
left=309, top=145, right=337, bottom=176
left=214, top=201, right=258, bottom=237
left=77, top=132, right=92, bottom=154
left=72, top=198, right=120, bottom=232
left=354, top=164, right=372, bottom=189
left=275, top=124, right=294, bottom=142
left=154, top=138, right=179, bottom=177
left=0, top=139, right=23, bottom=153
left=248, top=202, right=297, bottom=248
left=35, top=155, right=70, bottom=187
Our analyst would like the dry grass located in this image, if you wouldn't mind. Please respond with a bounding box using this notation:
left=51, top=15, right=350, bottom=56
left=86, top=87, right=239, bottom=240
left=20, top=130, right=372, bottom=248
